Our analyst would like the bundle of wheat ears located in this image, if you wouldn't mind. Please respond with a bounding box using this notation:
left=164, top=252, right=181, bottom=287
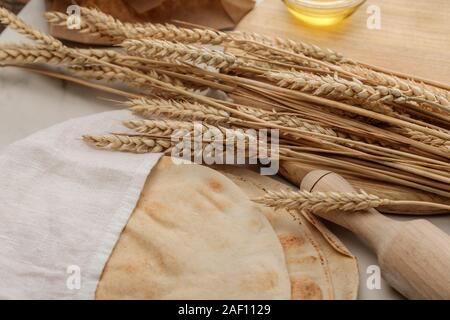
left=1, top=7, right=449, bottom=214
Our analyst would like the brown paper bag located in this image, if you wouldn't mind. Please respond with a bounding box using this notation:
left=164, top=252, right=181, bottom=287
left=46, top=0, right=255, bottom=45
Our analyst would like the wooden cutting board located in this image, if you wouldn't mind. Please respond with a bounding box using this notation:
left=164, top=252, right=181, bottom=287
left=236, top=0, right=450, bottom=83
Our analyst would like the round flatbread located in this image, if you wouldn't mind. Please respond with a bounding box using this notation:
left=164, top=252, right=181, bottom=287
left=215, top=166, right=359, bottom=300
left=96, top=157, right=291, bottom=299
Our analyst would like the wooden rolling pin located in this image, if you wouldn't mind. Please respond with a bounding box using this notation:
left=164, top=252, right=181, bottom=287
left=301, top=170, right=450, bottom=300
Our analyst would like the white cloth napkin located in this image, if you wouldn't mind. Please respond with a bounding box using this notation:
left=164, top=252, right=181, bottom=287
left=0, top=110, right=162, bottom=299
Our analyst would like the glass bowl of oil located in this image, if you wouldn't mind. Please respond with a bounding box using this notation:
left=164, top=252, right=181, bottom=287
left=283, top=0, right=366, bottom=27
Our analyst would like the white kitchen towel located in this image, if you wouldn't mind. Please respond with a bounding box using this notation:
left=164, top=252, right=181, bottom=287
left=0, top=110, right=162, bottom=299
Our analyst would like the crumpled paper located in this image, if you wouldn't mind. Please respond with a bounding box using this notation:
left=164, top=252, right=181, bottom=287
left=46, top=0, right=255, bottom=45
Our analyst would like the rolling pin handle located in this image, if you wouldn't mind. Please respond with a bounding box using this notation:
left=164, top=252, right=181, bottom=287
left=300, top=170, right=450, bottom=300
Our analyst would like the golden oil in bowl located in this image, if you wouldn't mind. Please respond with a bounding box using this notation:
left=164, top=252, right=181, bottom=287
left=283, top=0, right=366, bottom=27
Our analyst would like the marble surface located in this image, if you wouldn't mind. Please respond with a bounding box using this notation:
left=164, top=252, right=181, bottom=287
left=0, top=0, right=448, bottom=300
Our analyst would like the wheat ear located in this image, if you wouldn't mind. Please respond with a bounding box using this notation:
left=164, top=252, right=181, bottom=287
left=68, top=65, right=186, bottom=89
left=0, top=44, right=127, bottom=65
left=83, top=134, right=174, bottom=153
left=46, top=9, right=226, bottom=44
left=391, top=127, right=450, bottom=151
left=235, top=105, right=383, bottom=146
left=254, top=189, right=392, bottom=212
left=78, top=8, right=228, bottom=44
left=343, top=65, right=450, bottom=110
left=5, top=9, right=250, bottom=125
left=124, top=119, right=258, bottom=145
left=236, top=105, right=338, bottom=136
left=0, top=7, right=63, bottom=50
left=121, top=39, right=238, bottom=70
left=231, top=31, right=343, bottom=64
left=84, top=124, right=260, bottom=156
left=122, top=119, right=194, bottom=135
left=44, top=11, right=102, bottom=37
left=125, top=98, right=231, bottom=124
left=265, top=71, right=409, bottom=115
left=45, top=7, right=340, bottom=64
left=255, top=189, right=450, bottom=213
left=0, top=44, right=76, bottom=64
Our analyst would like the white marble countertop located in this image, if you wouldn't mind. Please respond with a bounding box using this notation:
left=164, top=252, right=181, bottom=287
left=0, top=0, right=117, bottom=149
left=0, top=0, right=448, bottom=300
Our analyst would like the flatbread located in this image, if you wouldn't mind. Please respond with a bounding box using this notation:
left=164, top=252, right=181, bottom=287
left=96, top=157, right=291, bottom=299
left=215, top=166, right=359, bottom=300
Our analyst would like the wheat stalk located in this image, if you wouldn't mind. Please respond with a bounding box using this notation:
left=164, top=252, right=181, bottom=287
left=232, top=41, right=318, bottom=68
left=254, top=189, right=391, bottom=212
left=230, top=31, right=343, bottom=64
left=3, top=7, right=450, bottom=199
left=121, top=39, right=238, bottom=70
left=68, top=65, right=186, bottom=89
left=83, top=134, right=173, bottom=153
left=0, top=44, right=127, bottom=65
left=236, top=105, right=338, bottom=136
left=265, top=71, right=413, bottom=115
left=48, top=8, right=228, bottom=45
left=122, top=119, right=194, bottom=135
left=343, top=65, right=450, bottom=110
left=123, top=119, right=257, bottom=144
left=45, top=7, right=340, bottom=64
left=69, top=65, right=142, bottom=86
left=84, top=125, right=261, bottom=157
left=82, top=133, right=234, bottom=159
left=25, top=10, right=261, bottom=127
left=125, top=98, right=231, bottom=124
left=0, top=9, right=124, bottom=69
left=42, top=10, right=324, bottom=71
left=391, top=127, right=450, bottom=151
left=0, top=44, right=77, bottom=64
left=0, top=10, right=197, bottom=96
left=44, top=11, right=101, bottom=37
left=2, top=10, right=246, bottom=122
left=234, top=103, right=378, bottom=145
left=233, top=105, right=393, bottom=151
left=44, top=7, right=339, bottom=66
left=43, top=6, right=450, bottom=93
left=255, top=189, right=450, bottom=213
left=0, top=7, right=63, bottom=50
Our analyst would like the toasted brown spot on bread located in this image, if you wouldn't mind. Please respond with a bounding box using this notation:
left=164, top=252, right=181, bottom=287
left=125, top=265, right=136, bottom=274
left=143, top=201, right=177, bottom=228
left=142, top=281, right=165, bottom=300
left=291, top=276, right=323, bottom=300
left=143, top=201, right=167, bottom=214
left=240, top=271, right=279, bottom=292
left=153, top=250, right=181, bottom=275
left=197, top=188, right=230, bottom=211
left=192, top=199, right=209, bottom=213
left=208, top=178, right=225, bottom=193
left=278, top=234, right=305, bottom=249
left=287, top=255, right=318, bottom=265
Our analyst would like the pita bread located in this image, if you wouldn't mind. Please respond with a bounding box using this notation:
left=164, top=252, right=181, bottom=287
left=215, top=166, right=359, bottom=300
left=96, top=157, right=291, bottom=299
